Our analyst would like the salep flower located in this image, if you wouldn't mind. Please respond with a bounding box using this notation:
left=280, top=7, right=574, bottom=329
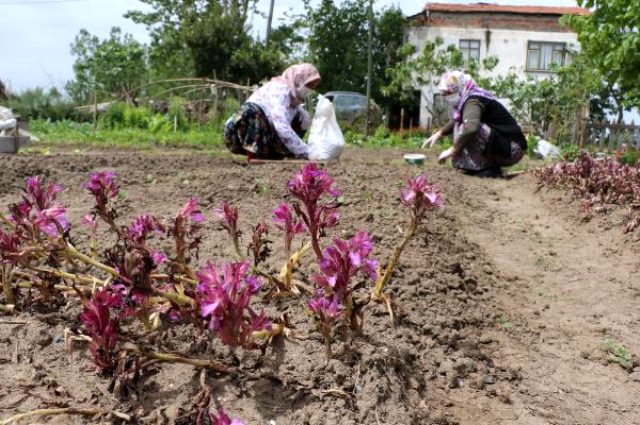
left=214, top=201, right=242, bottom=258
left=33, top=205, right=70, bottom=237
left=401, top=174, right=443, bottom=220
left=195, top=261, right=270, bottom=348
left=248, top=222, right=270, bottom=266
left=84, top=171, right=120, bottom=205
left=172, top=198, right=205, bottom=265
left=8, top=177, right=69, bottom=239
left=373, top=173, right=443, bottom=308
left=316, top=231, right=378, bottom=295
left=287, top=164, right=341, bottom=259
left=84, top=171, right=121, bottom=234
left=24, top=176, right=63, bottom=210
left=126, top=214, right=164, bottom=245
left=272, top=202, right=304, bottom=253
left=79, top=287, right=123, bottom=371
left=308, top=291, right=343, bottom=359
left=208, top=407, right=245, bottom=425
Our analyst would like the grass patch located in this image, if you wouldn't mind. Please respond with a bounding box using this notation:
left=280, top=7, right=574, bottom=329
left=602, top=337, right=632, bottom=370
left=28, top=119, right=225, bottom=150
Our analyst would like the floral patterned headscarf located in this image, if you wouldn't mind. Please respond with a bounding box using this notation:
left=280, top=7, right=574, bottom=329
left=437, top=70, right=495, bottom=122
left=273, top=63, right=321, bottom=106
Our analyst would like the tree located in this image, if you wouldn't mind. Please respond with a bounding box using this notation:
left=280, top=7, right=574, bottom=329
left=382, top=37, right=498, bottom=126
left=66, top=27, right=147, bottom=104
left=562, top=1, right=640, bottom=122
left=126, top=0, right=288, bottom=84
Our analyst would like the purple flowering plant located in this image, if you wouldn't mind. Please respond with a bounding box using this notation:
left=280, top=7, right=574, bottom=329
left=287, top=163, right=340, bottom=259
left=372, top=174, right=443, bottom=319
left=195, top=260, right=272, bottom=349
left=209, top=407, right=245, bottom=425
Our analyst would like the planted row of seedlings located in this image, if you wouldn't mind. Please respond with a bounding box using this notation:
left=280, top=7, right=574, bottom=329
left=0, top=164, right=442, bottom=424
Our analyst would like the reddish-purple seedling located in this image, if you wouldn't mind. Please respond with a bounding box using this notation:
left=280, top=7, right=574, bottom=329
left=308, top=291, right=343, bottom=359
left=214, top=202, right=242, bottom=259
left=208, top=407, right=245, bottom=425
left=79, top=287, right=123, bottom=372
left=287, top=163, right=340, bottom=259
left=172, top=198, right=204, bottom=268
left=84, top=171, right=120, bottom=235
left=272, top=202, right=304, bottom=255
left=374, top=173, right=443, bottom=306
left=196, top=261, right=271, bottom=349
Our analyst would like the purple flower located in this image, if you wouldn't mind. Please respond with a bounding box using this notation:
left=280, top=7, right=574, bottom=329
left=80, top=213, right=98, bottom=233
left=209, top=407, right=245, bottom=425
left=316, top=231, right=378, bottom=293
left=0, top=228, right=22, bottom=264
left=401, top=174, right=443, bottom=217
left=151, top=250, right=168, bottom=266
left=79, top=287, right=123, bottom=371
left=273, top=203, right=304, bottom=252
left=176, top=198, right=204, bottom=223
left=248, top=222, right=270, bottom=266
left=25, top=176, right=63, bottom=210
left=172, top=198, right=205, bottom=264
left=84, top=171, right=120, bottom=204
left=126, top=214, right=164, bottom=245
left=308, top=291, right=343, bottom=323
left=214, top=201, right=239, bottom=236
left=286, top=164, right=341, bottom=259
left=34, top=204, right=70, bottom=237
left=195, top=261, right=270, bottom=348
left=287, top=163, right=340, bottom=204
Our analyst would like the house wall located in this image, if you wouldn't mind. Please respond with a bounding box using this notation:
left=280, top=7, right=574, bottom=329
left=406, top=13, right=580, bottom=128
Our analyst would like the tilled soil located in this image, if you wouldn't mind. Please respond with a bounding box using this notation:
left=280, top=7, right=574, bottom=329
left=0, top=148, right=639, bottom=425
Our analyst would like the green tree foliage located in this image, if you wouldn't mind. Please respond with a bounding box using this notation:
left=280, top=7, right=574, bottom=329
left=7, top=87, right=82, bottom=121
left=383, top=37, right=497, bottom=120
left=66, top=27, right=147, bottom=104
left=303, top=0, right=404, bottom=107
left=126, top=0, right=287, bottom=84
left=562, top=2, right=640, bottom=124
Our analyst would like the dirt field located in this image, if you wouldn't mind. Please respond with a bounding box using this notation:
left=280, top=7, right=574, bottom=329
left=1, top=148, right=639, bottom=424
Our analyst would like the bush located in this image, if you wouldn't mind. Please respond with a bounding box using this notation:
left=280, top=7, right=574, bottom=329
left=6, top=87, right=85, bottom=122
left=618, top=150, right=640, bottom=166
left=525, top=133, right=539, bottom=158
left=100, top=103, right=155, bottom=130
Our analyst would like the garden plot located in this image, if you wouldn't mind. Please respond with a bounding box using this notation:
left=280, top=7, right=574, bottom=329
left=1, top=149, right=639, bottom=425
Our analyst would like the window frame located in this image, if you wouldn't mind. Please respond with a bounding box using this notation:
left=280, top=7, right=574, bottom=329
left=526, top=41, right=567, bottom=72
left=459, top=39, right=481, bottom=64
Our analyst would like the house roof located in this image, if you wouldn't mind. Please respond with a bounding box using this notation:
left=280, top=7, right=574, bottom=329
left=422, top=2, right=590, bottom=16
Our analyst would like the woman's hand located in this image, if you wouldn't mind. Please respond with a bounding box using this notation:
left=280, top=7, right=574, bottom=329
left=437, top=147, right=454, bottom=164
left=421, top=130, right=442, bottom=149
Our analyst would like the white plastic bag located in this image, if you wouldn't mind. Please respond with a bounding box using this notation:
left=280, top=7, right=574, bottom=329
left=307, top=94, right=345, bottom=161
left=534, top=139, right=560, bottom=159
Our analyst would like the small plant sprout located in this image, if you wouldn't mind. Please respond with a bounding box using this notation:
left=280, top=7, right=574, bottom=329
left=247, top=222, right=270, bottom=267
left=287, top=163, right=340, bottom=259
left=78, top=287, right=123, bottom=372
left=372, top=174, right=443, bottom=320
left=209, top=407, right=245, bottom=425
left=309, top=231, right=378, bottom=359
left=84, top=171, right=121, bottom=235
left=214, top=201, right=243, bottom=259
left=273, top=202, right=308, bottom=291
left=171, top=197, right=204, bottom=276
left=308, top=291, right=342, bottom=359
left=195, top=260, right=278, bottom=349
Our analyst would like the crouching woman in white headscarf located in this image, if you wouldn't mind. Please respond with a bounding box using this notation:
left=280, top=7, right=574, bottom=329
left=224, top=63, right=321, bottom=160
left=423, top=71, right=526, bottom=177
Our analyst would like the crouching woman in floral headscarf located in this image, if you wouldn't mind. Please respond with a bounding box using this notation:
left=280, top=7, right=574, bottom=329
left=423, top=71, right=526, bottom=177
left=223, top=63, right=321, bottom=160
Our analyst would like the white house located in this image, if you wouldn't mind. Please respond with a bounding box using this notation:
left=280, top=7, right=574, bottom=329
left=405, top=2, right=590, bottom=128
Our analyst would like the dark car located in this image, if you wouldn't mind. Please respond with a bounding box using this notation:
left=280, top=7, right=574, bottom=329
left=323, top=91, right=383, bottom=130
